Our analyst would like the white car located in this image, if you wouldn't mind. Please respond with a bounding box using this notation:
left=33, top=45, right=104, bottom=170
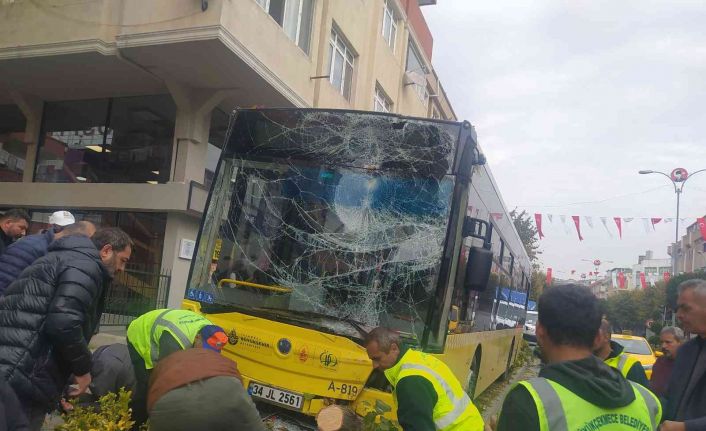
left=523, top=310, right=538, bottom=343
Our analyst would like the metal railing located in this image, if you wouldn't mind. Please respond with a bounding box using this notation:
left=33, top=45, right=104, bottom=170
left=100, top=264, right=171, bottom=327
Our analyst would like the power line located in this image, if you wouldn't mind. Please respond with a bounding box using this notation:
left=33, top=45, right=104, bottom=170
left=511, top=185, right=671, bottom=208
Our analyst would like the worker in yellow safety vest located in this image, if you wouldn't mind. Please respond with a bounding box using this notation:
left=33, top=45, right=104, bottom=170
left=593, top=318, right=650, bottom=387
left=495, top=285, right=661, bottom=431
left=364, top=327, right=484, bottom=431
left=126, top=309, right=228, bottom=426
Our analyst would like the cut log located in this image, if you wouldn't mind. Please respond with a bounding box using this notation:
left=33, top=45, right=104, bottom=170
left=316, top=405, right=362, bottom=431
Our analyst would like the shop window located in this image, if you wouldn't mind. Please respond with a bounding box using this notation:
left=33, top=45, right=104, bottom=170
left=0, top=105, right=27, bottom=182
left=35, top=95, right=175, bottom=184
left=29, top=210, right=167, bottom=270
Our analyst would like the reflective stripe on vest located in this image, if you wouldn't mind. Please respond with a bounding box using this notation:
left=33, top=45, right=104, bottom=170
left=399, top=363, right=472, bottom=429
left=605, top=353, right=637, bottom=378
left=519, top=377, right=661, bottom=431
left=148, top=309, right=192, bottom=367
left=633, top=383, right=660, bottom=431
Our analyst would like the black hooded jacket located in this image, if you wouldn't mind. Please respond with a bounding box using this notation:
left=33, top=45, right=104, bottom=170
left=0, top=235, right=110, bottom=406
left=498, top=355, right=640, bottom=431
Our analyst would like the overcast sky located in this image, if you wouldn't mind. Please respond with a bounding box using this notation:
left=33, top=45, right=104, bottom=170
left=423, top=1, right=706, bottom=278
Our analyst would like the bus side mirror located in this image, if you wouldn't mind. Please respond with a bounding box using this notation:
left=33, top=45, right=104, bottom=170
left=464, top=246, right=493, bottom=292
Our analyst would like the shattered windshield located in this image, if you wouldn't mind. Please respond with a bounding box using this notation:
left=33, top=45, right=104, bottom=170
left=188, top=110, right=461, bottom=342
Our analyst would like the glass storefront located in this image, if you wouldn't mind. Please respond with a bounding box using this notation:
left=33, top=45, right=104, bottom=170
left=29, top=210, right=167, bottom=270
left=35, top=95, right=175, bottom=184
left=0, top=105, right=27, bottom=182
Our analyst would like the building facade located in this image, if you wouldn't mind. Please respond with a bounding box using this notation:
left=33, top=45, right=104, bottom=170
left=0, top=0, right=456, bottom=307
left=670, top=218, right=706, bottom=274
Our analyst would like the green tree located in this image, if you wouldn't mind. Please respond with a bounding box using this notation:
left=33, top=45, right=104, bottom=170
left=509, top=209, right=540, bottom=264
left=530, top=270, right=546, bottom=301
left=665, top=271, right=706, bottom=309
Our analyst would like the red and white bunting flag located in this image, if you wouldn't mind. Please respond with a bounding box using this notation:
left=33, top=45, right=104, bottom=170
left=600, top=217, right=613, bottom=238
left=642, top=218, right=651, bottom=233
left=585, top=216, right=594, bottom=229
left=571, top=216, right=583, bottom=241
left=618, top=271, right=626, bottom=289
left=698, top=218, right=706, bottom=240
left=614, top=217, right=623, bottom=239
left=651, top=218, right=662, bottom=229
left=664, top=272, right=671, bottom=283
left=547, top=214, right=554, bottom=223
left=534, top=213, right=544, bottom=239
left=546, top=268, right=553, bottom=286
left=639, top=272, right=647, bottom=289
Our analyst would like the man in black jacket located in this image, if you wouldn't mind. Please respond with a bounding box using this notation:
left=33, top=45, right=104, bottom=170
left=0, top=227, right=132, bottom=430
left=0, top=209, right=30, bottom=256
left=662, top=279, right=706, bottom=431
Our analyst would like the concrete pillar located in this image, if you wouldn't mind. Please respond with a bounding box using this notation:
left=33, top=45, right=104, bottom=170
left=9, top=90, right=43, bottom=183
left=162, top=212, right=200, bottom=308
left=165, top=79, right=235, bottom=184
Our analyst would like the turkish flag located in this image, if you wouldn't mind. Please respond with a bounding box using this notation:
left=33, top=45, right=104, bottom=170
left=546, top=268, right=553, bottom=286
left=618, top=272, right=626, bottom=289
left=698, top=218, right=706, bottom=240
left=614, top=217, right=622, bottom=239
left=664, top=272, right=671, bottom=283
left=572, top=216, right=584, bottom=241
left=640, top=272, right=647, bottom=289
left=651, top=218, right=662, bottom=229
left=535, top=213, right=544, bottom=239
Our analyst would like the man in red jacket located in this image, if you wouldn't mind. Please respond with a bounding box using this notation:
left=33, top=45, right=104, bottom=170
left=650, top=326, right=684, bottom=397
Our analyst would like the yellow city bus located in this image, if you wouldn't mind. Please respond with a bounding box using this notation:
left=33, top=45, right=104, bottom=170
left=182, top=108, right=531, bottom=427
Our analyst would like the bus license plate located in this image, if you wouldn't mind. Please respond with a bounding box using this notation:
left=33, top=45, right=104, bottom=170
left=248, top=382, right=303, bottom=410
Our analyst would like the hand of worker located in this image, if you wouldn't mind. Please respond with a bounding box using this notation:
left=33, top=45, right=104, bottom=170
left=660, top=421, right=686, bottom=431
left=68, top=373, right=92, bottom=396
left=484, top=414, right=497, bottom=431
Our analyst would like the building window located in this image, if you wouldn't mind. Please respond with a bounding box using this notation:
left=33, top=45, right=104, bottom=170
left=406, top=41, right=429, bottom=104
left=0, top=105, right=27, bottom=182
left=256, top=0, right=314, bottom=54
left=328, top=27, right=355, bottom=100
left=374, top=84, right=393, bottom=112
left=381, top=0, right=397, bottom=51
left=35, top=95, right=175, bottom=184
left=29, top=210, right=167, bottom=269
left=431, top=104, right=442, bottom=119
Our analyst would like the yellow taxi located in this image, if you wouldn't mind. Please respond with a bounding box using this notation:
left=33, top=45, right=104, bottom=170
left=612, top=333, right=662, bottom=379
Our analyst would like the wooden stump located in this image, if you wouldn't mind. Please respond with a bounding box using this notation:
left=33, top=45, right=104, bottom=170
left=316, top=405, right=362, bottom=431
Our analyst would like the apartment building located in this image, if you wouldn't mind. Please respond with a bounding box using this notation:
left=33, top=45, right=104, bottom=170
left=0, top=0, right=457, bottom=307
left=670, top=217, right=706, bottom=274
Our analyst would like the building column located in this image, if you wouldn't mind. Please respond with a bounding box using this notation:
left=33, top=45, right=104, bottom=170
left=160, top=81, right=235, bottom=307
left=9, top=90, right=43, bottom=183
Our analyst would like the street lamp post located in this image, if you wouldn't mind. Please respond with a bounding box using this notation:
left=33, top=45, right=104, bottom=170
left=639, top=168, right=706, bottom=323
left=639, top=168, right=706, bottom=276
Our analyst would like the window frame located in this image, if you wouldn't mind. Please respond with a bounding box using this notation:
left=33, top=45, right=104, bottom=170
left=254, top=0, right=314, bottom=54
left=328, top=26, right=356, bottom=101
left=373, top=84, right=393, bottom=113
left=405, top=40, right=430, bottom=104
left=381, top=0, right=398, bottom=52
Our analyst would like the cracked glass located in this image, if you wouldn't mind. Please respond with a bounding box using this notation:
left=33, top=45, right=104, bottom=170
left=189, top=109, right=463, bottom=344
